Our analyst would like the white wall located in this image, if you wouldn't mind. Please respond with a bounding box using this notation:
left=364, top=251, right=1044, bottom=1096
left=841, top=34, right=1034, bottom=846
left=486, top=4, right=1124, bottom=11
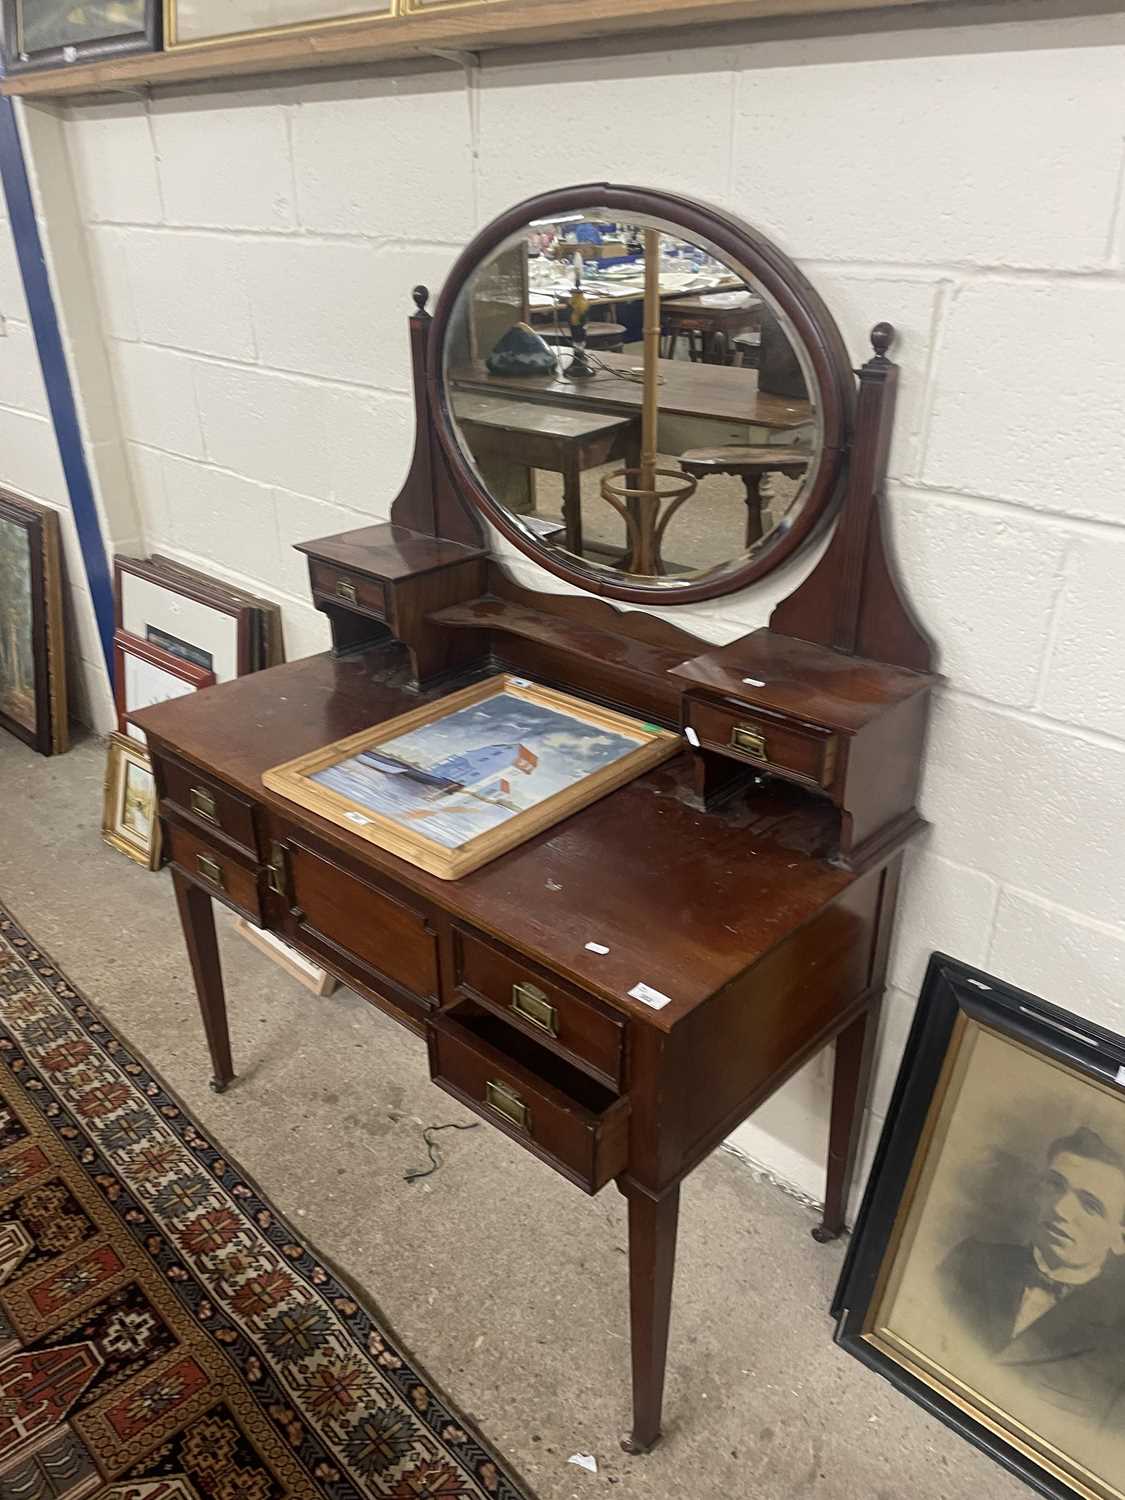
left=0, top=194, right=114, bottom=732
left=43, top=8, right=1125, bottom=1203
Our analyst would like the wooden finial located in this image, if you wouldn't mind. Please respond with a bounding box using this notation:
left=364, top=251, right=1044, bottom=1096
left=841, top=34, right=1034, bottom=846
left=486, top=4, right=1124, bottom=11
left=412, top=285, right=431, bottom=320
left=869, top=321, right=895, bottom=362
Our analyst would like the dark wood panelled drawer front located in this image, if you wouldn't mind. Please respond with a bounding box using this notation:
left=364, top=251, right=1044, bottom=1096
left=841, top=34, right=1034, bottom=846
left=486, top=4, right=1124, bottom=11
left=453, top=927, right=624, bottom=1090
left=308, top=560, right=386, bottom=619
left=165, top=819, right=263, bottom=922
left=687, top=697, right=838, bottom=789
left=157, top=753, right=258, bottom=855
left=428, top=1002, right=629, bottom=1194
left=285, top=838, right=438, bottom=1007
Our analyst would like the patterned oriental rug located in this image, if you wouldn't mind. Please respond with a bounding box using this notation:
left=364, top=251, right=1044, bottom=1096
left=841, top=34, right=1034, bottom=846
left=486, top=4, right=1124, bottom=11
left=0, top=903, right=531, bottom=1500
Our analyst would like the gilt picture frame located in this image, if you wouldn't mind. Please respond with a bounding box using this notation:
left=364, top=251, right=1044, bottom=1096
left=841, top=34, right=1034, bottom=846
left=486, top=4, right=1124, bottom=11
left=0, top=490, right=67, bottom=756
left=164, top=0, right=394, bottom=51
left=1, top=0, right=160, bottom=74
left=834, top=955, right=1125, bottom=1500
left=102, top=731, right=161, bottom=869
left=263, top=674, right=680, bottom=880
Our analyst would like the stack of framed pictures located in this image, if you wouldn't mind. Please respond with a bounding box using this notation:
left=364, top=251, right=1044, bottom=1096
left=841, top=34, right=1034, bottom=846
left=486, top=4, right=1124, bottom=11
left=0, top=489, right=68, bottom=757
left=103, top=554, right=284, bottom=868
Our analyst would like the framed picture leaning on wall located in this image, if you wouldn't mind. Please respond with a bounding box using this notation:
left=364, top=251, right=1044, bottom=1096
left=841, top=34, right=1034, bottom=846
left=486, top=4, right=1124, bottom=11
left=102, top=730, right=161, bottom=869
left=165, top=0, right=393, bottom=50
left=1, top=0, right=160, bottom=73
left=834, top=955, right=1125, bottom=1500
left=0, top=490, right=67, bottom=756
left=113, top=628, right=215, bottom=745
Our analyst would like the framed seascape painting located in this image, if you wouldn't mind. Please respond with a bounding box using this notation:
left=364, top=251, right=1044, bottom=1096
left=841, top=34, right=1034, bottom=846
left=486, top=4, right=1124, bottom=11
left=0, top=490, right=67, bottom=756
left=263, top=675, right=680, bottom=879
left=114, top=628, right=215, bottom=744
left=102, top=731, right=161, bottom=869
left=1, top=0, right=160, bottom=73
left=165, top=0, right=393, bottom=50
left=835, top=955, right=1125, bottom=1500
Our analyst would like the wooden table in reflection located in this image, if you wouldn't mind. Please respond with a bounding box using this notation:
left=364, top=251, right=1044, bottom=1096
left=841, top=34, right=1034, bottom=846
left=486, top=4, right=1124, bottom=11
left=449, top=352, right=812, bottom=430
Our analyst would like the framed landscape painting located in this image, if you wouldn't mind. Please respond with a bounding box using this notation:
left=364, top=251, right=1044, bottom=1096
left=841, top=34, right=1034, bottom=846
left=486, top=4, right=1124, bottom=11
left=835, top=955, right=1125, bottom=1500
left=0, top=490, right=67, bottom=756
left=263, top=674, right=679, bottom=879
left=1, top=0, right=160, bottom=73
left=102, top=731, right=161, bottom=869
left=165, top=0, right=393, bottom=50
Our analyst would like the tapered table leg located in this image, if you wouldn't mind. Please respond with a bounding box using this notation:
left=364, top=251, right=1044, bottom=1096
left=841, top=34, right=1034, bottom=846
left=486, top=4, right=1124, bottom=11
left=620, top=1180, right=680, bottom=1454
left=172, top=868, right=235, bottom=1093
left=813, top=996, right=882, bottom=1242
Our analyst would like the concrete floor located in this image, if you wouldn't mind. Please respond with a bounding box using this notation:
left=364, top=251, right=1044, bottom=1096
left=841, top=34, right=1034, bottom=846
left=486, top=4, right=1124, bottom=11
left=0, top=731, right=1025, bottom=1500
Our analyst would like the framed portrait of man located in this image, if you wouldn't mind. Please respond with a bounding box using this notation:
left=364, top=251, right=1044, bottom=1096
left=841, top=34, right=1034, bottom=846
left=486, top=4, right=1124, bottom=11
left=835, top=956, right=1125, bottom=1500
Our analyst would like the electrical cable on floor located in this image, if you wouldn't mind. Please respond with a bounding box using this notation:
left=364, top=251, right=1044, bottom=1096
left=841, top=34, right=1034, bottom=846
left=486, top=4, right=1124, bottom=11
left=403, top=1121, right=481, bottom=1183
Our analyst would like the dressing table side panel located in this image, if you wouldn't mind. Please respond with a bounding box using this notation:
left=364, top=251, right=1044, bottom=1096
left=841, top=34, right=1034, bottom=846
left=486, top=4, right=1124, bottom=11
left=670, top=867, right=886, bottom=1179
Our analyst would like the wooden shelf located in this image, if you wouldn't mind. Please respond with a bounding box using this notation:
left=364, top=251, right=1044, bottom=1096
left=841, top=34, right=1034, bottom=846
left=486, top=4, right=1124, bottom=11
left=3, top=0, right=941, bottom=99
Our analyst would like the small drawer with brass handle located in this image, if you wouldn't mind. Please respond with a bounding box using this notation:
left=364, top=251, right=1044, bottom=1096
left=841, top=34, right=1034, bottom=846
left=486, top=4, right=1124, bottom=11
left=164, top=819, right=263, bottom=924
left=686, top=697, right=839, bottom=791
left=308, top=561, right=386, bottom=620
left=155, top=752, right=258, bottom=856
left=428, top=1000, right=629, bottom=1194
left=452, top=926, right=624, bottom=1090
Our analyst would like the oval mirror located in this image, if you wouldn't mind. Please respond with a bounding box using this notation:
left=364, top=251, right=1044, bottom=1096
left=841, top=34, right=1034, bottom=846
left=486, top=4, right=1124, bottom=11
left=432, top=186, right=854, bottom=605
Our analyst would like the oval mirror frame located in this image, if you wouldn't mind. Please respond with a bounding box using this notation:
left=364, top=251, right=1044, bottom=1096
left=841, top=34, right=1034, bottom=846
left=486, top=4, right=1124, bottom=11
left=430, top=183, right=856, bottom=606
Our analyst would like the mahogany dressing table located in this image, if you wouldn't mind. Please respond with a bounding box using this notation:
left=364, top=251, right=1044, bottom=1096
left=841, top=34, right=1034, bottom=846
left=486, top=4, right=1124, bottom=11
left=132, top=184, right=937, bottom=1454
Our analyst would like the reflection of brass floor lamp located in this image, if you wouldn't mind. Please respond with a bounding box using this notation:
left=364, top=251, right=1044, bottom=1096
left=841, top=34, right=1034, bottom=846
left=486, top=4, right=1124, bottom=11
left=600, top=229, right=696, bottom=575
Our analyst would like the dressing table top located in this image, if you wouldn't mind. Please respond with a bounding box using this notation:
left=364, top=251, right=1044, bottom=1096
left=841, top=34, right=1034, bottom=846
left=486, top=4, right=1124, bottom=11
left=135, top=645, right=853, bottom=1032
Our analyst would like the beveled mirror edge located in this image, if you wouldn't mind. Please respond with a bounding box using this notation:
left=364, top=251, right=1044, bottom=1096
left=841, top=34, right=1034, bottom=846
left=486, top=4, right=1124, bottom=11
left=426, top=181, right=857, bottom=607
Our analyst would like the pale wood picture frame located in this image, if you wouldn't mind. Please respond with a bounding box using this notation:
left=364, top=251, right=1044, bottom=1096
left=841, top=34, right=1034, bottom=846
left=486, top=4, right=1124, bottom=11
left=234, top=919, right=340, bottom=997
left=164, top=0, right=395, bottom=51
left=263, top=674, right=680, bottom=880
left=102, top=731, right=162, bottom=869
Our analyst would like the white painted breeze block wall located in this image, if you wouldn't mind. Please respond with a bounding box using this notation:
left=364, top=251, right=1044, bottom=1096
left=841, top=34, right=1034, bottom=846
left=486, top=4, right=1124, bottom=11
left=0, top=205, right=114, bottom=731
left=40, top=9, right=1125, bottom=1202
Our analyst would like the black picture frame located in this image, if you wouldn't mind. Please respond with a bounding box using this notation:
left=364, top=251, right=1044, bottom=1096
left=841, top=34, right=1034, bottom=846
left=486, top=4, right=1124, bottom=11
left=0, top=488, right=67, bottom=755
left=1, top=0, right=160, bottom=75
left=834, top=953, right=1125, bottom=1500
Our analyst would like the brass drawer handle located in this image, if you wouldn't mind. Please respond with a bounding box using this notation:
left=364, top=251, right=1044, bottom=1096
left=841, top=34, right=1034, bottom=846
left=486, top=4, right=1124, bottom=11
left=510, top=981, right=558, bottom=1037
left=196, top=853, right=225, bottom=890
left=731, top=724, right=767, bottom=759
left=485, top=1079, right=530, bottom=1133
left=189, top=786, right=217, bottom=823
left=335, top=577, right=358, bottom=603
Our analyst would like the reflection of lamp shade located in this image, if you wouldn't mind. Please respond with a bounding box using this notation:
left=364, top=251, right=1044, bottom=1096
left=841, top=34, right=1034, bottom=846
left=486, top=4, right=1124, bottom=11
left=486, top=322, right=557, bottom=376
left=758, top=309, right=808, bottom=401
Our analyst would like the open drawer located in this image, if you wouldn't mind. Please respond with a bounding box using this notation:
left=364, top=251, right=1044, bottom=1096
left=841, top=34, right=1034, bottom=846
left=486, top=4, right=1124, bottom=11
left=427, top=1000, right=629, bottom=1194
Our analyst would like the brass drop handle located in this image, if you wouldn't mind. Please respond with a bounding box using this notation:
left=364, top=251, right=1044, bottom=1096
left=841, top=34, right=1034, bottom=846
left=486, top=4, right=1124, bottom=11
left=197, top=853, right=224, bottom=890
left=485, top=1079, right=530, bottom=1133
left=510, top=981, right=558, bottom=1037
left=731, top=724, right=767, bottom=759
left=335, top=577, right=358, bottom=603
left=190, top=786, right=217, bottom=823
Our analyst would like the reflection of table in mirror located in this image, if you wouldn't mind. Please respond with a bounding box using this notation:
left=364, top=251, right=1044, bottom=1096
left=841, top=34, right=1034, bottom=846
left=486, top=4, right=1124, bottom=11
left=449, top=352, right=812, bottom=431
left=661, top=293, right=763, bottom=365
left=452, top=394, right=640, bottom=556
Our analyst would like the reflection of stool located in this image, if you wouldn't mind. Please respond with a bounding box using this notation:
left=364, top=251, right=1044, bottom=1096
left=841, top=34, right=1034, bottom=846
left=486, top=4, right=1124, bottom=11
left=678, top=446, right=810, bottom=546
left=542, top=321, right=627, bottom=352
left=733, top=330, right=761, bottom=368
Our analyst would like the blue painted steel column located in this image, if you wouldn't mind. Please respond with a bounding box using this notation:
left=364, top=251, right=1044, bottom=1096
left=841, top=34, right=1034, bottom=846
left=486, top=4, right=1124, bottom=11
left=0, top=95, right=114, bottom=675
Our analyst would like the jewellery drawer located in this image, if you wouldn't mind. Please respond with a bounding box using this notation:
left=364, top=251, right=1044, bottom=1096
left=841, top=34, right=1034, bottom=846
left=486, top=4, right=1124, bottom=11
left=156, top=753, right=258, bottom=856
left=451, top=927, right=624, bottom=1090
left=427, top=1001, right=629, bottom=1194
left=686, top=696, right=838, bottom=790
left=165, top=819, right=263, bottom=923
left=308, top=561, right=386, bottom=619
